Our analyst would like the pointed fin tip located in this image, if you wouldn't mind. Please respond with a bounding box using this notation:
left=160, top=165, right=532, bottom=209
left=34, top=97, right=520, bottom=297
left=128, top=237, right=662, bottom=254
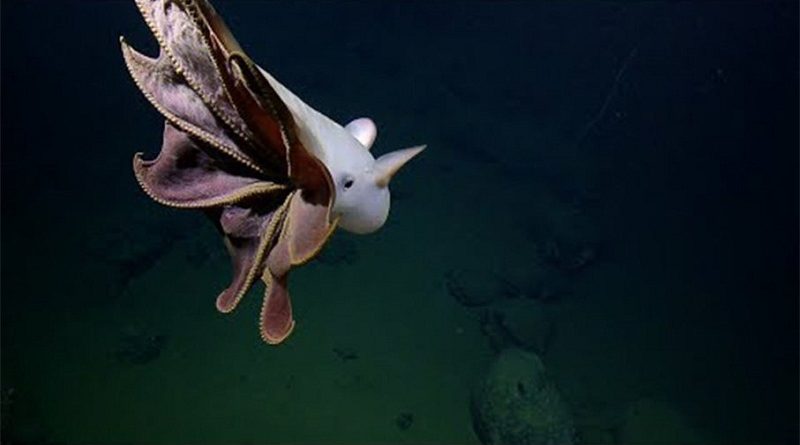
left=375, top=144, right=426, bottom=187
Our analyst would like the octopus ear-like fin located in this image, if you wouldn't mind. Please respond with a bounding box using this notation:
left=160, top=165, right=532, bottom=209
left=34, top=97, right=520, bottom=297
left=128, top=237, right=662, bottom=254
left=345, top=118, right=377, bottom=150
left=374, top=145, right=426, bottom=188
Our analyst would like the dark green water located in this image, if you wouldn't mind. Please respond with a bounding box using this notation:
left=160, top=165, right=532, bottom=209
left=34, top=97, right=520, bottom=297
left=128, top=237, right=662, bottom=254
left=2, top=1, right=797, bottom=444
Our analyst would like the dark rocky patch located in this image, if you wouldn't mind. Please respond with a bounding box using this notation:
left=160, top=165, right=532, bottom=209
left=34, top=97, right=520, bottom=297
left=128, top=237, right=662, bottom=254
left=395, top=412, right=414, bottom=431
left=445, top=268, right=519, bottom=307
left=479, top=300, right=555, bottom=355
left=502, top=261, right=571, bottom=303
left=471, top=348, right=575, bottom=445
left=539, top=238, right=598, bottom=273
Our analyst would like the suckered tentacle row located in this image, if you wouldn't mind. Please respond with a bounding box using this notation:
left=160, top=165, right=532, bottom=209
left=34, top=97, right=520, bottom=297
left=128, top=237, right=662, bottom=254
left=217, top=191, right=294, bottom=313
left=132, top=157, right=287, bottom=209
left=259, top=271, right=294, bottom=344
left=133, top=0, right=261, bottom=161
left=226, top=54, right=295, bottom=171
left=121, top=38, right=266, bottom=175
left=175, top=0, right=290, bottom=171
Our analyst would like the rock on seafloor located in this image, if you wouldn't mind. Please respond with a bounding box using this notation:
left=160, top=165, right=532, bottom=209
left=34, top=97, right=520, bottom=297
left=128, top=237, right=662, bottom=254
left=446, top=261, right=571, bottom=308
left=445, top=268, right=518, bottom=307
left=479, top=299, right=554, bottom=354
left=471, top=348, right=575, bottom=445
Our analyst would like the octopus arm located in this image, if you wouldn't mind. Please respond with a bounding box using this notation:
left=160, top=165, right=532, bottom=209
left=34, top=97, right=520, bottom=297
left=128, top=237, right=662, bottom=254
left=133, top=122, right=286, bottom=209
left=211, top=193, right=292, bottom=313
left=125, top=0, right=339, bottom=345
left=122, top=40, right=269, bottom=174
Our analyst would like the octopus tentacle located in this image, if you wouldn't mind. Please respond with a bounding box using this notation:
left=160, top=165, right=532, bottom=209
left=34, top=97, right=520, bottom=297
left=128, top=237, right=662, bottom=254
left=132, top=0, right=254, bottom=145
left=134, top=162, right=284, bottom=209
left=125, top=0, right=342, bottom=346
left=214, top=191, right=293, bottom=313
left=183, top=0, right=290, bottom=163
left=259, top=271, right=295, bottom=345
left=183, top=0, right=334, bottom=198
left=121, top=38, right=268, bottom=175
left=138, top=0, right=290, bottom=171
left=228, top=53, right=335, bottom=197
left=283, top=191, right=339, bottom=267
left=255, top=191, right=338, bottom=345
left=133, top=122, right=286, bottom=209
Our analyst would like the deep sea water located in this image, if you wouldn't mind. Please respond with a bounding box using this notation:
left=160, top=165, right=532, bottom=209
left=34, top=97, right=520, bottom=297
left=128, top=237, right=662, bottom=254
left=2, top=1, right=797, bottom=444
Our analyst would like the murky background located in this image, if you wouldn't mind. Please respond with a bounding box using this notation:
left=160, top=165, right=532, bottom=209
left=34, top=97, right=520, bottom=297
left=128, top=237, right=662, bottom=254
left=2, top=2, right=797, bottom=444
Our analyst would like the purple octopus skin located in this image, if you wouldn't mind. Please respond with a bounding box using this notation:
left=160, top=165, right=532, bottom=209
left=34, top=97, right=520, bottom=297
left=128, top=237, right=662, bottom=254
left=122, top=0, right=336, bottom=344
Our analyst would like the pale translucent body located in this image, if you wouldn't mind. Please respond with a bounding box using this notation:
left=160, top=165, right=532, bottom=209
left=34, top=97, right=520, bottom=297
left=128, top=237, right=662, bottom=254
left=257, top=67, right=423, bottom=234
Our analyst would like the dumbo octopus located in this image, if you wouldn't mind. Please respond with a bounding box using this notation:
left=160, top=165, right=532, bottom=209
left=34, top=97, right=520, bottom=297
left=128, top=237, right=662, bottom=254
left=121, top=0, right=425, bottom=344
